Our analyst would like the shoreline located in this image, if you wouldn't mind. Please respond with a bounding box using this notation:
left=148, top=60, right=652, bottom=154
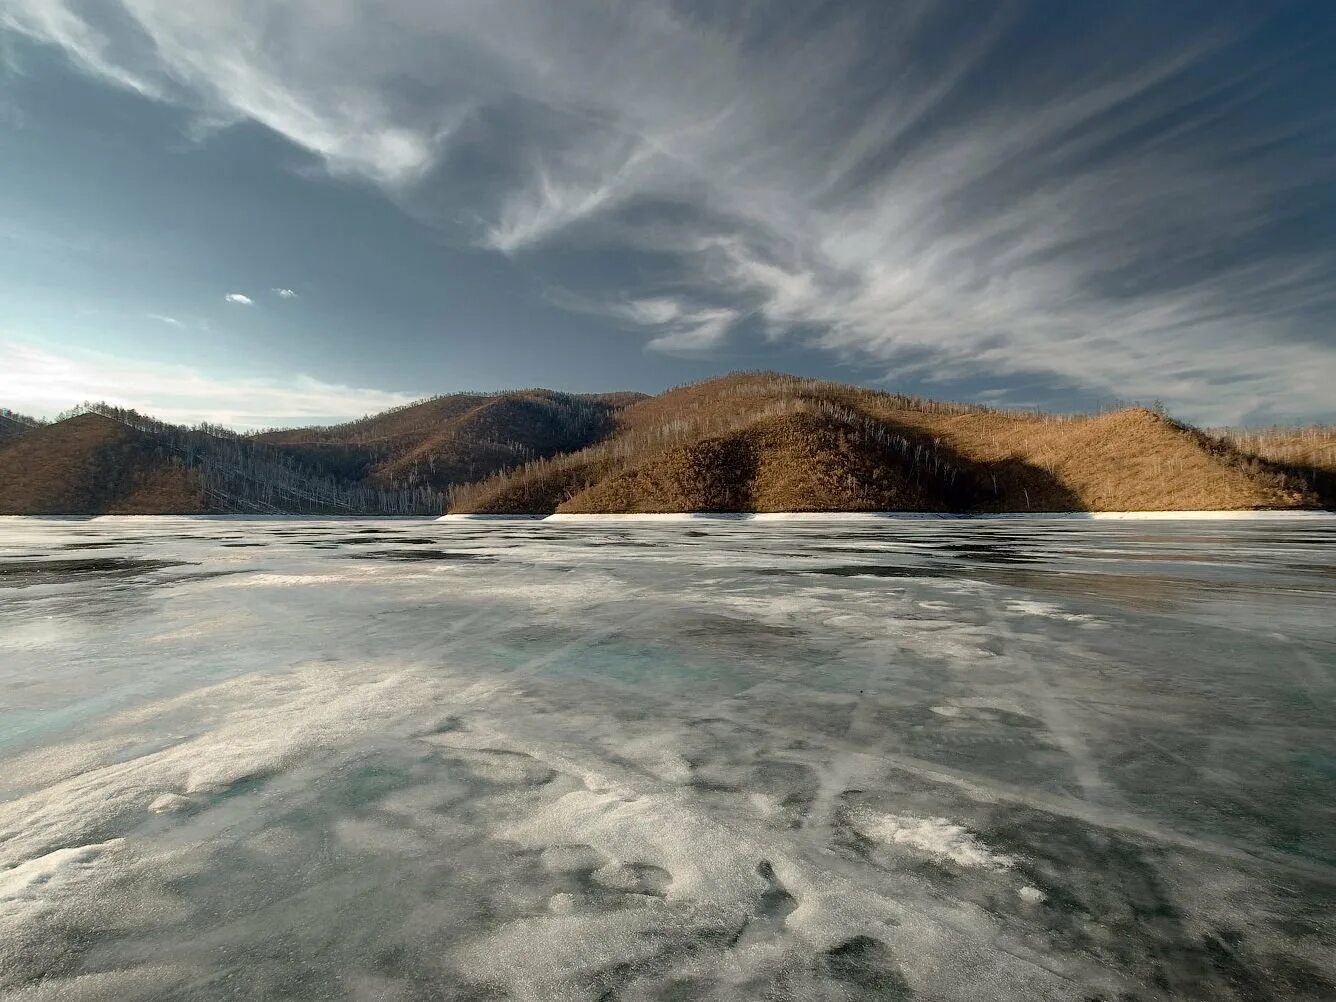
left=2, top=510, right=1332, bottom=523
left=440, top=510, right=1336, bottom=523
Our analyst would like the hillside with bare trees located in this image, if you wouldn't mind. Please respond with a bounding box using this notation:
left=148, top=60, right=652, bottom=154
left=253, top=389, right=642, bottom=496
left=0, top=413, right=206, bottom=515
left=0, top=408, right=44, bottom=441
left=1210, top=425, right=1336, bottom=509
left=0, top=406, right=439, bottom=515
left=446, top=373, right=1322, bottom=514
left=1, top=374, right=1328, bottom=515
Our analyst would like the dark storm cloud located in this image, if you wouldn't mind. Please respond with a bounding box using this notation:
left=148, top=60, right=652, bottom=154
left=4, top=0, right=1334, bottom=421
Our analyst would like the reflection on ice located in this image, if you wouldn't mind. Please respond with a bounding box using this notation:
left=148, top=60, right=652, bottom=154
left=0, top=516, right=1334, bottom=999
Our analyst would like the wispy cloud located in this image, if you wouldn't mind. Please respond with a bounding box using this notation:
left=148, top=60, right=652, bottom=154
left=272, top=288, right=298, bottom=299
left=601, top=296, right=743, bottom=354
left=0, top=337, right=422, bottom=430
left=0, top=2, right=440, bottom=184
left=146, top=313, right=184, bottom=328
left=4, top=1, right=1334, bottom=421
left=223, top=293, right=253, bottom=306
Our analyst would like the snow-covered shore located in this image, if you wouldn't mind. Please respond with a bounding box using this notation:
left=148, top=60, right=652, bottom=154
left=439, top=509, right=1335, bottom=523
left=6, top=510, right=1329, bottom=525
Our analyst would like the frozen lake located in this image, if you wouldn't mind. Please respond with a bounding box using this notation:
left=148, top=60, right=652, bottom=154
left=1, top=516, right=1334, bottom=1000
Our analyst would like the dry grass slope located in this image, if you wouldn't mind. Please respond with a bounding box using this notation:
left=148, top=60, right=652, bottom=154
left=3, top=376, right=1325, bottom=515
left=885, top=407, right=1309, bottom=512
left=0, top=409, right=43, bottom=441
left=448, top=373, right=1322, bottom=514
left=257, top=389, right=634, bottom=496
left=563, top=412, right=953, bottom=513
left=1211, top=426, right=1336, bottom=509
left=0, top=413, right=206, bottom=515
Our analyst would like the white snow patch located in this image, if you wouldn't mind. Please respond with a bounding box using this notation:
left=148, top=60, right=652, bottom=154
left=147, top=793, right=193, bottom=814
left=1004, top=600, right=1096, bottom=623
left=0, top=839, right=128, bottom=925
left=442, top=510, right=1336, bottom=524
left=850, top=810, right=1015, bottom=872
left=437, top=513, right=546, bottom=521
left=917, top=600, right=956, bottom=612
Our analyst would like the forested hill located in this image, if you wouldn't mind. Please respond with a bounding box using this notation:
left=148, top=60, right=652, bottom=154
left=0, top=408, right=44, bottom=441
left=1, top=375, right=1332, bottom=515
left=0, top=405, right=438, bottom=515
left=445, top=373, right=1334, bottom=514
left=252, top=389, right=643, bottom=497
left=0, top=389, right=640, bottom=515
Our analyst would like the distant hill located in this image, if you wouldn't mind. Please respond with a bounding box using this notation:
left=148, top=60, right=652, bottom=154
left=0, top=375, right=1329, bottom=515
left=0, top=406, right=439, bottom=515
left=0, top=413, right=205, bottom=515
left=0, top=408, right=44, bottom=441
left=254, top=389, right=643, bottom=495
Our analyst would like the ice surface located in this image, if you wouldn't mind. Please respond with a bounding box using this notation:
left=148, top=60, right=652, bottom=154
left=1, top=515, right=1334, bottom=999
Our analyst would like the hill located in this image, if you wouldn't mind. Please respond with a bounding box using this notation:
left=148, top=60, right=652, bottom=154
left=0, top=375, right=1328, bottom=515
left=0, top=406, right=440, bottom=516
left=0, top=409, right=44, bottom=441
left=0, top=413, right=205, bottom=515
left=253, top=390, right=643, bottom=495
left=1211, top=425, right=1336, bottom=510
left=447, top=373, right=1322, bottom=515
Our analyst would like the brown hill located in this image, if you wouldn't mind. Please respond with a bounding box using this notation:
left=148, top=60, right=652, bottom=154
left=0, top=413, right=205, bottom=515
left=2, top=376, right=1326, bottom=515
left=255, top=389, right=642, bottom=494
left=880, top=405, right=1307, bottom=512
left=1211, top=426, right=1336, bottom=509
left=0, top=409, right=42, bottom=441
left=448, top=373, right=1321, bottom=514
left=561, top=411, right=962, bottom=513
left=0, top=406, right=441, bottom=516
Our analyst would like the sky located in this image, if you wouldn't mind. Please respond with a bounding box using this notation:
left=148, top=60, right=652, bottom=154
left=1, top=1, right=1334, bottom=429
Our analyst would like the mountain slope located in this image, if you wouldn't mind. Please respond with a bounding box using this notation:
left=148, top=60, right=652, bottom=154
left=561, top=411, right=962, bottom=513
left=880, top=405, right=1308, bottom=512
left=448, top=373, right=1319, bottom=514
left=0, top=406, right=443, bottom=515
left=1, top=375, right=1326, bottom=515
left=373, top=391, right=623, bottom=492
left=0, top=413, right=205, bottom=515
left=1211, top=425, right=1336, bottom=509
left=0, top=409, right=43, bottom=442
left=255, top=389, right=640, bottom=495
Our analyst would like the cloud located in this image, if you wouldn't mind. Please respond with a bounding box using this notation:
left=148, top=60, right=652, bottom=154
left=0, top=337, right=423, bottom=430
left=272, top=288, right=298, bottom=299
left=223, top=293, right=253, bottom=306
left=146, top=313, right=184, bottom=328
left=0, top=1, right=442, bottom=184
left=603, top=297, right=743, bottom=354
left=4, top=1, right=1334, bottom=421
